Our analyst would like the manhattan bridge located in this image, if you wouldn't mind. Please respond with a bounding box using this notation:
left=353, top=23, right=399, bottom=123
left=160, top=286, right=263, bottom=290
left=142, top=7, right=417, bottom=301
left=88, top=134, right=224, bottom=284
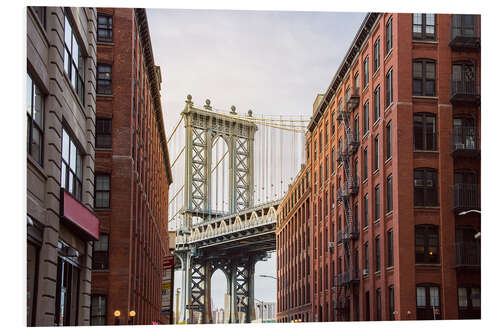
left=167, top=95, right=307, bottom=323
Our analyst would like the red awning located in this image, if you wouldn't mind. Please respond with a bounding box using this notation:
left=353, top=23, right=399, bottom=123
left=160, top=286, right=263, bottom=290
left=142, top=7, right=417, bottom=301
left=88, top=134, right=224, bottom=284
left=61, top=190, right=99, bottom=241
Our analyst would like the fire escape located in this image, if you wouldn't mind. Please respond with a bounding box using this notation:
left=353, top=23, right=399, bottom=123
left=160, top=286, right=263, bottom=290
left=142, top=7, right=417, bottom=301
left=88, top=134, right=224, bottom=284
left=334, top=87, right=360, bottom=319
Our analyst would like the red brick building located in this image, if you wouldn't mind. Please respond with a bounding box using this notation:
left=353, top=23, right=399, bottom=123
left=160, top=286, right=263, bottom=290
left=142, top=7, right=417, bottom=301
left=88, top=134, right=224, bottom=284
left=90, top=8, right=173, bottom=325
left=279, top=13, right=480, bottom=322
left=276, top=151, right=312, bottom=322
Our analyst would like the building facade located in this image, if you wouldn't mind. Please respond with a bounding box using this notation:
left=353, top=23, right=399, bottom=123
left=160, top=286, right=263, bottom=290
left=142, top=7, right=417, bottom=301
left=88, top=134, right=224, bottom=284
left=276, top=158, right=312, bottom=322
left=90, top=8, right=173, bottom=325
left=281, top=12, right=480, bottom=322
left=27, top=6, right=99, bottom=326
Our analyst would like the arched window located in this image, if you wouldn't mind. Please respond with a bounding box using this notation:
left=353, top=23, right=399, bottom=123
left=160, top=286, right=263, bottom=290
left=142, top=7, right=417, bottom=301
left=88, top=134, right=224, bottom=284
left=416, top=283, right=441, bottom=320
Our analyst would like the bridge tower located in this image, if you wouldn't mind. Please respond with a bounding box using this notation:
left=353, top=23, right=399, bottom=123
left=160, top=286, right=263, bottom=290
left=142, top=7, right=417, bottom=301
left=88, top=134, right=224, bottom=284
left=176, top=95, right=260, bottom=324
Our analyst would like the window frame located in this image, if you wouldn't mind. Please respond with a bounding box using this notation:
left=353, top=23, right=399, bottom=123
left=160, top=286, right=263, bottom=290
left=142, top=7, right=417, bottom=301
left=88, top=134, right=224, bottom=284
left=416, top=283, right=441, bottom=320
left=413, top=112, right=437, bottom=151
left=412, top=14, right=436, bottom=40
left=90, top=294, right=107, bottom=326
left=413, top=59, right=436, bottom=97
left=375, top=235, right=381, bottom=272
left=414, top=168, right=438, bottom=207
left=374, top=184, right=380, bottom=221
left=27, top=73, right=45, bottom=165
left=387, top=174, right=393, bottom=213
left=386, top=68, right=393, bottom=108
left=386, top=16, right=393, bottom=54
left=96, top=63, right=113, bottom=95
left=363, top=100, right=370, bottom=135
left=363, top=55, right=369, bottom=88
left=374, top=85, right=381, bottom=121
left=415, top=224, right=440, bottom=264
left=374, top=37, right=380, bottom=72
left=63, top=12, right=85, bottom=103
left=387, top=228, right=394, bottom=267
left=386, top=120, right=392, bottom=159
left=95, top=118, right=112, bottom=149
left=97, top=13, right=113, bottom=42
left=95, top=174, right=111, bottom=209
left=61, top=128, right=83, bottom=202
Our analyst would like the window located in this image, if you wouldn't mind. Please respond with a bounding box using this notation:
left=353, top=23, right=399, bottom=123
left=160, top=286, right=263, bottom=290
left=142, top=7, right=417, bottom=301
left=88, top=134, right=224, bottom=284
left=375, top=236, right=381, bottom=272
left=26, top=74, right=44, bottom=165
left=325, top=122, right=329, bottom=142
left=319, top=131, right=323, bottom=152
left=27, top=241, right=39, bottom=326
left=452, top=15, right=477, bottom=38
left=95, top=175, right=110, bottom=209
left=386, top=121, right=392, bottom=159
left=414, top=113, right=437, bottom=151
left=386, top=68, right=393, bottom=108
left=415, top=225, right=439, bottom=264
left=457, top=286, right=481, bottom=319
left=97, top=14, right=113, bottom=42
left=363, top=100, right=369, bottom=135
left=325, top=156, right=329, bottom=181
left=33, top=6, right=46, bottom=29
left=374, top=135, right=379, bottom=171
left=453, top=115, right=477, bottom=150
left=413, top=59, right=436, bottom=96
left=374, top=185, right=380, bottom=221
left=374, top=37, right=380, bottom=72
left=413, top=14, right=436, bottom=40
left=93, top=234, right=109, bottom=271
left=331, top=115, right=335, bottom=137
left=363, top=56, right=369, bottom=88
left=354, top=72, right=359, bottom=90
left=416, top=284, right=441, bottom=320
left=63, top=14, right=85, bottom=102
left=388, top=285, right=395, bottom=320
left=376, top=288, right=382, bottom=321
left=365, top=291, right=370, bottom=321
left=331, top=147, right=335, bottom=173
left=452, top=62, right=476, bottom=94
left=97, top=64, right=112, bottom=95
left=387, top=229, right=394, bottom=267
left=364, top=242, right=369, bottom=273
left=354, top=115, right=359, bottom=141
left=414, top=168, right=438, bottom=206
left=363, top=147, right=368, bottom=181
left=61, top=128, right=83, bottom=201
left=387, top=174, right=393, bottom=213
left=386, top=17, right=393, bottom=54
left=96, top=118, right=112, bottom=148
left=91, top=295, right=107, bottom=325
left=374, top=85, right=380, bottom=121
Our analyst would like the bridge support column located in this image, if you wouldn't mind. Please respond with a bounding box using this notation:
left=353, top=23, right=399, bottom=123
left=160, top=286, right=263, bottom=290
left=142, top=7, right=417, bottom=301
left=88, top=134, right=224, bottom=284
left=178, top=251, right=192, bottom=324
left=229, top=256, right=256, bottom=323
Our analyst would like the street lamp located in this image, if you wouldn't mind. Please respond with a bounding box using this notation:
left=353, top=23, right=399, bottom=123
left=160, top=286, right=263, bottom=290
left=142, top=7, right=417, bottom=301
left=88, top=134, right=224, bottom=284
left=128, top=310, right=136, bottom=325
left=255, top=298, right=265, bottom=323
left=259, top=275, right=288, bottom=323
left=458, top=210, right=481, bottom=239
left=114, top=310, right=121, bottom=325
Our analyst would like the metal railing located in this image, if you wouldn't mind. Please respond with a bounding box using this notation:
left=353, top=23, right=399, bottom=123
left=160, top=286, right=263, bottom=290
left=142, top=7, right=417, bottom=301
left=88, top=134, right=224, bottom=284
left=346, top=87, right=360, bottom=112
left=451, top=79, right=479, bottom=98
left=456, top=241, right=480, bottom=267
left=453, top=183, right=480, bottom=211
left=452, top=126, right=479, bottom=152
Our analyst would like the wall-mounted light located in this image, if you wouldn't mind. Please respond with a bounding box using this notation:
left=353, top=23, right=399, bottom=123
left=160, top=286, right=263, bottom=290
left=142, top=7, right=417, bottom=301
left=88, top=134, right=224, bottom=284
left=128, top=310, right=136, bottom=325
left=114, top=310, right=121, bottom=325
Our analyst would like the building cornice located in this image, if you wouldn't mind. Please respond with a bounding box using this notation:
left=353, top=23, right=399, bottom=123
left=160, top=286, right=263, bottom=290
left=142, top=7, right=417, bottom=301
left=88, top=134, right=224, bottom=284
left=134, top=8, right=173, bottom=185
left=307, top=12, right=381, bottom=133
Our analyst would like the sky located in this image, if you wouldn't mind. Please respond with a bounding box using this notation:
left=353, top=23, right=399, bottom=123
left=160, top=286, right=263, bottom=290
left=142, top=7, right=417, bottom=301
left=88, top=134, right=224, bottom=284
left=146, top=8, right=366, bottom=310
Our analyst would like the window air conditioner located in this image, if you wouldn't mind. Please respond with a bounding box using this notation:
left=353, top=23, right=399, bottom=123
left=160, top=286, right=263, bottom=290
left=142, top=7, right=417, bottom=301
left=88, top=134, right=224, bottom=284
left=328, top=242, right=335, bottom=249
left=362, top=268, right=369, bottom=276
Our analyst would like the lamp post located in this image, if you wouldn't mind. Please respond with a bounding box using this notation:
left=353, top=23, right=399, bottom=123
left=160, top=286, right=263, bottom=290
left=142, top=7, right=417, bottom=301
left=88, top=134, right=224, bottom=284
left=255, top=298, right=264, bottom=323
left=113, top=310, right=121, bottom=325
left=175, top=288, right=180, bottom=324
left=259, top=274, right=287, bottom=323
left=128, top=310, right=136, bottom=325
left=458, top=210, right=481, bottom=238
